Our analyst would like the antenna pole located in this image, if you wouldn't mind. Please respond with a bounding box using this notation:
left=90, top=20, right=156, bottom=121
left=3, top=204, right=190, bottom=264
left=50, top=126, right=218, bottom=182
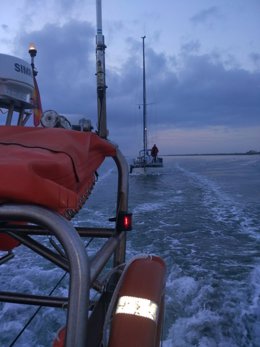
left=142, top=36, right=147, bottom=159
left=96, top=0, right=108, bottom=138
left=28, top=43, right=38, bottom=77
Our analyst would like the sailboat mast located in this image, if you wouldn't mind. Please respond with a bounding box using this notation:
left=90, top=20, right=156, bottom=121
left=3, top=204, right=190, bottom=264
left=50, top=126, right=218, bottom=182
left=96, top=0, right=108, bottom=138
left=142, top=36, right=147, bottom=158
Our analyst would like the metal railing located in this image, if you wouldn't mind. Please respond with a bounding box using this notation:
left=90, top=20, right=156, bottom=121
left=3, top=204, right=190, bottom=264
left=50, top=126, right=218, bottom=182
left=0, top=148, right=130, bottom=347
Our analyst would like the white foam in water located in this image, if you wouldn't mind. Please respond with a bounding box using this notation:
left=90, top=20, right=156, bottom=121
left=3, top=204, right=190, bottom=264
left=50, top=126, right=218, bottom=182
left=133, top=202, right=165, bottom=214
left=166, top=310, right=222, bottom=347
left=239, top=265, right=260, bottom=343
left=0, top=262, right=68, bottom=346
left=74, top=208, right=111, bottom=227
left=249, top=266, right=260, bottom=311
left=161, top=158, right=260, bottom=346
left=96, top=167, right=114, bottom=182
left=177, top=164, right=260, bottom=240
left=1, top=156, right=260, bottom=346
left=164, top=286, right=240, bottom=347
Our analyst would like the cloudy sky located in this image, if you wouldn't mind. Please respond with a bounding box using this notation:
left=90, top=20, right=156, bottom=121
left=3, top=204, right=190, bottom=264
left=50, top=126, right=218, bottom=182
left=1, top=0, right=260, bottom=155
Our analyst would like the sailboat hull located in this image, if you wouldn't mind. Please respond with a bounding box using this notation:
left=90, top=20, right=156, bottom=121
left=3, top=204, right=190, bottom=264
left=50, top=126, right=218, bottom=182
left=130, top=166, right=163, bottom=175
left=130, top=157, right=163, bottom=174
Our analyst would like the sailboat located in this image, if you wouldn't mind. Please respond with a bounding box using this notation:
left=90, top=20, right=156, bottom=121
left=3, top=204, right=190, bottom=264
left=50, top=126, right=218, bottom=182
left=130, top=36, right=163, bottom=174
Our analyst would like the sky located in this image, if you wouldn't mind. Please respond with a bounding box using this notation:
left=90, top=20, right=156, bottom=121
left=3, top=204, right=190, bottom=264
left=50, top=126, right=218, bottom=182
left=0, top=0, right=260, bottom=155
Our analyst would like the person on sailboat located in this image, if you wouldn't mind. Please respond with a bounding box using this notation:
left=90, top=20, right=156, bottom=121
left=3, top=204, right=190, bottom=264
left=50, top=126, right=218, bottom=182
left=151, top=144, right=159, bottom=162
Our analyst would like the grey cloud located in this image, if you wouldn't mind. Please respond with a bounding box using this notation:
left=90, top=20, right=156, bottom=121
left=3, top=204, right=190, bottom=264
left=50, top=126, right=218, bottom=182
left=24, top=0, right=85, bottom=15
left=158, top=52, right=260, bottom=128
left=1, top=24, right=8, bottom=31
left=249, top=52, right=260, bottom=69
left=181, top=40, right=201, bottom=55
left=190, top=6, right=221, bottom=25
left=16, top=20, right=97, bottom=122
left=13, top=21, right=260, bottom=137
left=107, top=42, right=260, bottom=132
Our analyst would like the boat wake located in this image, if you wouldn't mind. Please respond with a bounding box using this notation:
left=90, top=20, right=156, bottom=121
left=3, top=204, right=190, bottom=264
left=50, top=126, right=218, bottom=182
left=176, top=163, right=260, bottom=240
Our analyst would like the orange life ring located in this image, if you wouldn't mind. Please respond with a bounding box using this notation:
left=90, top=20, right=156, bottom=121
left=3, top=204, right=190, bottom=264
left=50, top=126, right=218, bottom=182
left=108, top=255, right=166, bottom=347
left=52, top=255, right=166, bottom=347
left=53, top=327, right=66, bottom=347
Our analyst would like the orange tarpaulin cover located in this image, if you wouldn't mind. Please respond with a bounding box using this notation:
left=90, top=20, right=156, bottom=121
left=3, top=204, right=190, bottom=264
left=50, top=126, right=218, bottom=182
left=0, top=126, right=116, bottom=218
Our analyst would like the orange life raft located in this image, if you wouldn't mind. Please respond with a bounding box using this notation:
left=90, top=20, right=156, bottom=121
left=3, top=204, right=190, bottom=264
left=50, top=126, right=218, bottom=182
left=0, top=126, right=116, bottom=217
left=0, top=126, right=116, bottom=251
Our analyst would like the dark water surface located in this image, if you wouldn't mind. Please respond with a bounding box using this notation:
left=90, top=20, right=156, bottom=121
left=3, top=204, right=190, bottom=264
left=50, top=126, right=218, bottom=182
left=1, top=155, right=260, bottom=346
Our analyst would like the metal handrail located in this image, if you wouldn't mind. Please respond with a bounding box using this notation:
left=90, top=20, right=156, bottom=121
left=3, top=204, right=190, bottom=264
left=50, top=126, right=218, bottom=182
left=113, top=147, right=129, bottom=266
left=0, top=143, right=131, bottom=346
left=0, top=204, right=90, bottom=347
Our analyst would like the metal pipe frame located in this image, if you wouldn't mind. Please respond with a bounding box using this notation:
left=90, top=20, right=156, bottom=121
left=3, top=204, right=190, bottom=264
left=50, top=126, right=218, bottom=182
left=0, top=204, right=90, bottom=347
left=6, top=229, right=124, bottom=286
left=17, top=107, right=25, bottom=126
left=90, top=233, right=124, bottom=283
left=112, top=147, right=129, bottom=266
left=6, top=231, right=69, bottom=271
left=113, top=148, right=129, bottom=213
left=0, top=291, right=68, bottom=308
left=6, top=103, right=14, bottom=125
left=1, top=225, right=115, bottom=238
left=0, top=250, right=14, bottom=265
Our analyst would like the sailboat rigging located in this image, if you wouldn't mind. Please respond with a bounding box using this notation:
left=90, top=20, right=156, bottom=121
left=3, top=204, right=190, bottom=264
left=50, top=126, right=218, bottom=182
left=130, top=36, right=163, bottom=174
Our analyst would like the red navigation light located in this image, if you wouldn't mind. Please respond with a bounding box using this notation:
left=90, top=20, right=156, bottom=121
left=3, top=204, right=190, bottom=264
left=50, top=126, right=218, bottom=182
left=123, top=215, right=130, bottom=229
left=118, top=212, right=132, bottom=231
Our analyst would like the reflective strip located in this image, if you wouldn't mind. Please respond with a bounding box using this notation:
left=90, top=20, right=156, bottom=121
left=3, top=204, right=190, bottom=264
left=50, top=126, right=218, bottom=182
left=115, top=295, right=158, bottom=322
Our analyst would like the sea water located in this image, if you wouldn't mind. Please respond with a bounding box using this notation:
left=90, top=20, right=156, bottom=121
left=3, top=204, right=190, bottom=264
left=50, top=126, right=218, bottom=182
left=0, top=155, right=260, bottom=346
